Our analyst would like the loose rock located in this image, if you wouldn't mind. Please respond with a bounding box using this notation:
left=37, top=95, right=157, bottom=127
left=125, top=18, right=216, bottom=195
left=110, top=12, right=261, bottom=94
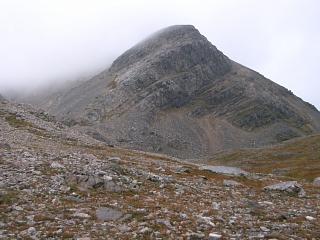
left=199, top=165, right=249, bottom=176
left=313, top=177, right=320, bottom=187
left=95, top=207, right=123, bottom=221
left=223, top=179, right=243, bottom=187
left=264, top=181, right=305, bottom=196
left=209, top=233, right=222, bottom=240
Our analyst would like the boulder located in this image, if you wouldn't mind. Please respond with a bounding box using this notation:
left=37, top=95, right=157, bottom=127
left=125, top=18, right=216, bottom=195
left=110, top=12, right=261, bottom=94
left=223, top=179, right=243, bottom=187
left=313, top=177, right=320, bottom=187
left=73, top=212, right=91, bottom=219
left=264, top=181, right=305, bottom=197
left=64, top=173, right=122, bottom=192
left=95, top=207, right=123, bottom=221
left=199, top=165, right=249, bottom=176
left=50, top=162, right=65, bottom=169
left=187, top=232, right=205, bottom=240
left=209, top=233, right=222, bottom=240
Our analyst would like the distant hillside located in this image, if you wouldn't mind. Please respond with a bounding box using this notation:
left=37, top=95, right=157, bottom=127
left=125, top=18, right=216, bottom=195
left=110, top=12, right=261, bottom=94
left=10, top=78, right=89, bottom=109
left=205, top=134, right=320, bottom=180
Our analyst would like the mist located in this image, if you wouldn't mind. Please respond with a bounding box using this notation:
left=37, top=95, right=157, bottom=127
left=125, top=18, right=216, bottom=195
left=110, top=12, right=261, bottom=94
left=0, top=0, right=319, bottom=109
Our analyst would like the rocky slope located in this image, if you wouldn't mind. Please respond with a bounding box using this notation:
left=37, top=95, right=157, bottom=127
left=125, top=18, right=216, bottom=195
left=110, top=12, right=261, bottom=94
left=33, top=25, right=320, bottom=159
left=0, top=94, right=6, bottom=102
left=1, top=98, right=320, bottom=239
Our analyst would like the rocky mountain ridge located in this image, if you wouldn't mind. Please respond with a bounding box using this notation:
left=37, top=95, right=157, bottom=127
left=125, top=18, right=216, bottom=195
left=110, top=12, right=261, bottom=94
left=30, top=25, right=320, bottom=159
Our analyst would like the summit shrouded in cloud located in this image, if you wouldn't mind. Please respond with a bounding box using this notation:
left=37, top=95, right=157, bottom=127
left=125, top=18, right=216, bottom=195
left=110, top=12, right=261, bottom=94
left=0, top=0, right=319, bottom=109
left=1, top=3, right=320, bottom=239
left=33, top=25, right=320, bottom=158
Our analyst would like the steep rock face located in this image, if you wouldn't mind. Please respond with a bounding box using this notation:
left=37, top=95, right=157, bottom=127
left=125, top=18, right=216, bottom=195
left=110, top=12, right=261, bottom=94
left=37, top=25, right=320, bottom=159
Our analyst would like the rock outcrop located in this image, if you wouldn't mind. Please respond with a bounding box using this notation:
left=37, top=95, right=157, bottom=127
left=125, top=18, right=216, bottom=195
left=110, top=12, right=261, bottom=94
left=264, top=181, right=306, bottom=197
left=34, top=25, right=320, bottom=159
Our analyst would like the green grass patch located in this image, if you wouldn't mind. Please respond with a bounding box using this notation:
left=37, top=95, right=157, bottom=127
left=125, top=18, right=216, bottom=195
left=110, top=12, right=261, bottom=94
left=0, top=190, right=19, bottom=205
left=5, top=114, right=34, bottom=128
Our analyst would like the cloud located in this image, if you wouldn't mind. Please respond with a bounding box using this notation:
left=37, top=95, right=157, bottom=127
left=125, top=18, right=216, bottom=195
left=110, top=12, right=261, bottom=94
left=0, top=0, right=319, bottom=108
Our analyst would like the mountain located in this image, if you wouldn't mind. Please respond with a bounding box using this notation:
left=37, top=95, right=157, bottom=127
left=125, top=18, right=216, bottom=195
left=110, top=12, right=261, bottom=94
left=35, top=25, right=320, bottom=159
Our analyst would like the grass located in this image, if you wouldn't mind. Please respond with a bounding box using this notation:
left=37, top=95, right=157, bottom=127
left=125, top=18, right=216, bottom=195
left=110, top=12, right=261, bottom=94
left=206, top=134, right=320, bottom=181
left=5, top=114, right=34, bottom=128
left=107, top=77, right=118, bottom=89
left=0, top=190, right=19, bottom=205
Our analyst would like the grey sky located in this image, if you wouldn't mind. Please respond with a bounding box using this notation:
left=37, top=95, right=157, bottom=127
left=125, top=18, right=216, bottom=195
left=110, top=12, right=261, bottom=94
left=0, top=0, right=319, bottom=109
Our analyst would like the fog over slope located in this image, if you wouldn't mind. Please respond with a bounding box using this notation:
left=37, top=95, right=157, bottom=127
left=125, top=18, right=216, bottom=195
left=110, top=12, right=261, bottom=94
left=0, top=0, right=319, bottom=109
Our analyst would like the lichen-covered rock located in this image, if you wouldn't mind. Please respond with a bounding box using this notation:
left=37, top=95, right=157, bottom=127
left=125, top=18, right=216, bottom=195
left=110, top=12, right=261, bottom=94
left=264, top=181, right=305, bottom=197
left=199, top=165, right=249, bottom=176
left=64, top=173, right=122, bottom=192
left=95, top=207, right=123, bottom=221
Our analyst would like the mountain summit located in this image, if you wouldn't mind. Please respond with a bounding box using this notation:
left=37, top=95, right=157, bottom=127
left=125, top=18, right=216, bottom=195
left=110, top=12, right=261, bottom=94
left=37, top=25, right=320, bottom=158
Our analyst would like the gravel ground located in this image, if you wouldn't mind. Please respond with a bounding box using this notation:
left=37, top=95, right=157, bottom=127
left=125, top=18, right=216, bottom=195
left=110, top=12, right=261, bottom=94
left=1, top=100, right=320, bottom=239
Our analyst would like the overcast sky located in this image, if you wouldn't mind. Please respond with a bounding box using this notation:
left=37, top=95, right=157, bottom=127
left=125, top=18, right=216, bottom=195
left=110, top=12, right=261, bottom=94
left=0, top=0, right=319, bottom=108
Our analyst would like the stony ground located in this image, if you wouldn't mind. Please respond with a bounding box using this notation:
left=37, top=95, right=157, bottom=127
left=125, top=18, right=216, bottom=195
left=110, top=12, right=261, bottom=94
left=1, top=100, right=320, bottom=239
